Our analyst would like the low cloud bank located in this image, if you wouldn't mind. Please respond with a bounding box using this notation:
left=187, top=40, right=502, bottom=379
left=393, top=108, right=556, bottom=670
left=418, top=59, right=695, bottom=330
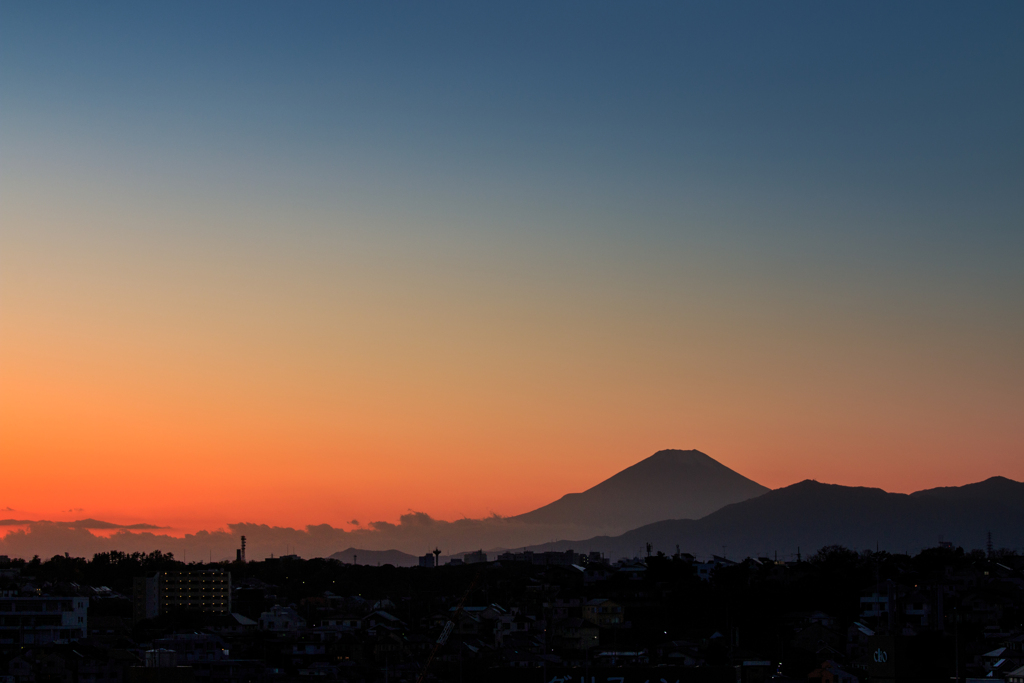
left=0, top=514, right=617, bottom=562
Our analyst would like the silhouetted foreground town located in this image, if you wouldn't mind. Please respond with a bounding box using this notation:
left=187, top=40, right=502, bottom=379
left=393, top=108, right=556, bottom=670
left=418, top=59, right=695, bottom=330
left=1, top=544, right=1022, bottom=683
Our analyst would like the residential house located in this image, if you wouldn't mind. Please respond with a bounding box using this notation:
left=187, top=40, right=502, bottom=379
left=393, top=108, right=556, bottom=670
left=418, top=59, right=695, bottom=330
left=258, top=605, right=305, bottom=632
left=808, top=660, right=859, bottom=683
left=550, top=618, right=599, bottom=651
left=495, top=612, right=535, bottom=647
left=152, top=633, right=229, bottom=663
left=582, top=599, right=623, bottom=627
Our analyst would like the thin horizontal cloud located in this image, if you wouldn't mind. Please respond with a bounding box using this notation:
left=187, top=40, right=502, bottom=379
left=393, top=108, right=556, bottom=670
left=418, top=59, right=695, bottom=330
left=0, top=518, right=167, bottom=530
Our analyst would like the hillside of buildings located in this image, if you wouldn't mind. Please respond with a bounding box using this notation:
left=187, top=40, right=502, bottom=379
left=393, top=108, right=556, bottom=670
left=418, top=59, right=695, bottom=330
left=1, top=544, right=1022, bottom=682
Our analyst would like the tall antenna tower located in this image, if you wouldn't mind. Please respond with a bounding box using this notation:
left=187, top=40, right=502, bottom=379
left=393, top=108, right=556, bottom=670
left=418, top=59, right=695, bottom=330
left=236, top=536, right=247, bottom=563
left=987, top=532, right=993, bottom=557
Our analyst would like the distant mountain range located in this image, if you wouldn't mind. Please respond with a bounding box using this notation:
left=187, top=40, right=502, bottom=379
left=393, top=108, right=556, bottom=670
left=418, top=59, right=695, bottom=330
left=328, top=547, right=421, bottom=567
left=510, top=449, right=769, bottom=536
left=5, top=448, right=1019, bottom=564
left=319, top=449, right=773, bottom=565
left=521, top=476, right=1024, bottom=561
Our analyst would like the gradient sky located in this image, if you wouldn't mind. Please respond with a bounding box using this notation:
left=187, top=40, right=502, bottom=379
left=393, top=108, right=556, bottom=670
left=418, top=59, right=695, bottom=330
left=2, top=1, right=1022, bottom=534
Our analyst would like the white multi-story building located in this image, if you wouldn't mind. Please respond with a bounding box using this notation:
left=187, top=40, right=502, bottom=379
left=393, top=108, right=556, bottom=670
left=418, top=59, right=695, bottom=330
left=258, top=605, right=305, bottom=632
left=0, top=592, right=88, bottom=646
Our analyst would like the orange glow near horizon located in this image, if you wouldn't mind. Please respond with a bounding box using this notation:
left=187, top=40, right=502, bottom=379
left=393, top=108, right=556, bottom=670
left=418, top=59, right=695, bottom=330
left=3, top=207, right=1021, bottom=535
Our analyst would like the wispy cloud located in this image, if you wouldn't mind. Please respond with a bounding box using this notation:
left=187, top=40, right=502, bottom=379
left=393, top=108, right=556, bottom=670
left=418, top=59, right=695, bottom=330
left=0, top=518, right=166, bottom=530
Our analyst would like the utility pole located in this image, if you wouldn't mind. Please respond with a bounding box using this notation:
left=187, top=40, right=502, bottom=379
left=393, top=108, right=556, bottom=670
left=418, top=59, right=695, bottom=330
left=954, top=609, right=960, bottom=683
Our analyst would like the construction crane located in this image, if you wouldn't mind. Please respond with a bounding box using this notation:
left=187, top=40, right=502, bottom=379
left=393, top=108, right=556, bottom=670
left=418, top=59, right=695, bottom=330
left=415, top=569, right=481, bottom=683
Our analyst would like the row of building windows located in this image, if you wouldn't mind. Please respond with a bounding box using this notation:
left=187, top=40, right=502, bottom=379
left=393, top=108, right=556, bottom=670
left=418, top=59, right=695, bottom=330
left=0, top=601, right=74, bottom=612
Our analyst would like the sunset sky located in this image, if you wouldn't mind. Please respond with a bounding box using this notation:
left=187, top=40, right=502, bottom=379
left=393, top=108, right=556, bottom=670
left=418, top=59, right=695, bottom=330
left=2, top=2, right=1022, bottom=535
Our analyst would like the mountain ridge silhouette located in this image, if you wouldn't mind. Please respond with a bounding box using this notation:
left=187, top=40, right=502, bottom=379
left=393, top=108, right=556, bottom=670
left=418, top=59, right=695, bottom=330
left=3, top=453, right=1019, bottom=564
left=518, top=475, right=1024, bottom=560
left=510, top=448, right=769, bottom=535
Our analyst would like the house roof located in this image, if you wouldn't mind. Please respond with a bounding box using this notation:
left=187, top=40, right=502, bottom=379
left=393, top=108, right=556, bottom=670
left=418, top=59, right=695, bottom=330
left=851, top=621, right=875, bottom=636
left=454, top=603, right=507, bottom=614
left=366, top=610, right=404, bottom=625
left=584, top=598, right=615, bottom=606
